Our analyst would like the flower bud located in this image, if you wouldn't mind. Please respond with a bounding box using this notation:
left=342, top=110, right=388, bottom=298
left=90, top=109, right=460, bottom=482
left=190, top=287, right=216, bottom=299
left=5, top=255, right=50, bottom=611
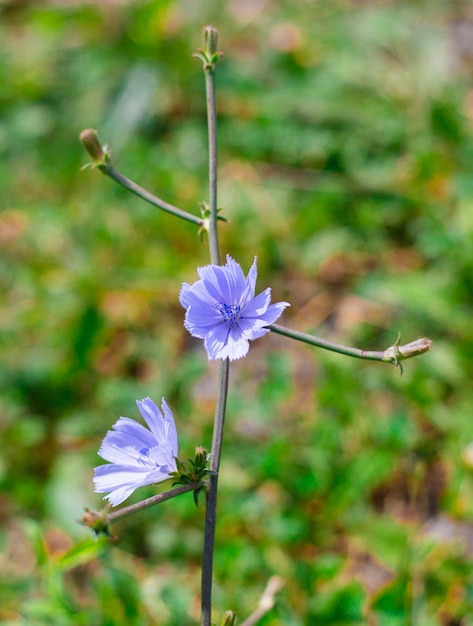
left=79, top=507, right=112, bottom=537
left=398, top=337, right=432, bottom=359
left=203, top=25, right=219, bottom=59
left=383, top=336, right=432, bottom=366
left=194, top=446, right=208, bottom=467
left=194, top=25, right=222, bottom=70
left=79, top=129, right=109, bottom=166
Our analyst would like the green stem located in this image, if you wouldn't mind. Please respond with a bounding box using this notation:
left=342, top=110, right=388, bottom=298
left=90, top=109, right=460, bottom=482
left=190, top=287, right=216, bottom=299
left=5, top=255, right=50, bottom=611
left=81, top=482, right=205, bottom=537
left=101, top=164, right=203, bottom=226
left=269, top=323, right=386, bottom=361
left=198, top=26, right=226, bottom=626
left=268, top=324, right=432, bottom=367
left=205, top=66, right=220, bottom=265
left=80, top=128, right=201, bottom=226
left=108, top=482, right=203, bottom=524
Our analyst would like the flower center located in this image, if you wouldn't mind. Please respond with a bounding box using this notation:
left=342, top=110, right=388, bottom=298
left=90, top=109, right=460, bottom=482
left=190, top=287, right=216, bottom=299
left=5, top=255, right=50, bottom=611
left=217, top=303, right=241, bottom=327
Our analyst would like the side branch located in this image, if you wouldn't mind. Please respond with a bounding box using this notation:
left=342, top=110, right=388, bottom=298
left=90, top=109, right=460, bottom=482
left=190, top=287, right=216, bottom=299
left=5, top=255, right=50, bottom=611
left=81, top=482, right=204, bottom=535
left=103, top=164, right=203, bottom=226
left=268, top=324, right=432, bottom=368
left=79, top=129, right=203, bottom=227
left=108, top=481, right=204, bottom=523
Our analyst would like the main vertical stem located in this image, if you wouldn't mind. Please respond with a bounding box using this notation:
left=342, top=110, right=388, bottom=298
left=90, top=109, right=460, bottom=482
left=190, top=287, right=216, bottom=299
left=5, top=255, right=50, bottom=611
left=199, top=26, right=228, bottom=626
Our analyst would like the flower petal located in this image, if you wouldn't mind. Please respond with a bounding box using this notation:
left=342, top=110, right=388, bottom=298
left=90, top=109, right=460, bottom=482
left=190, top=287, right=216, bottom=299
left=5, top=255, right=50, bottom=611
left=240, top=322, right=270, bottom=341
left=100, top=416, right=157, bottom=451
left=204, top=323, right=231, bottom=360
left=161, top=398, right=179, bottom=455
left=180, top=280, right=219, bottom=310
left=225, top=325, right=250, bottom=360
left=184, top=305, right=224, bottom=338
left=136, top=397, right=167, bottom=442
left=241, top=288, right=272, bottom=318
left=94, top=462, right=172, bottom=506
left=257, top=301, right=291, bottom=325
left=239, top=256, right=257, bottom=306
left=97, top=437, right=142, bottom=466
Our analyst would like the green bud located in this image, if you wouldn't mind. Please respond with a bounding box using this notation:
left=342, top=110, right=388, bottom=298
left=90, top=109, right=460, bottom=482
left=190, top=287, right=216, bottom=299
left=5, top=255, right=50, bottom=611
left=203, top=25, right=219, bottom=59
left=194, top=446, right=208, bottom=468
left=193, top=25, right=223, bottom=70
left=79, top=507, right=114, bottom=538
left=169, top=446, right=210, bottom=488
left=79, top=129, right=110, bottom=167
left=382, top=334, right=432, bottom=373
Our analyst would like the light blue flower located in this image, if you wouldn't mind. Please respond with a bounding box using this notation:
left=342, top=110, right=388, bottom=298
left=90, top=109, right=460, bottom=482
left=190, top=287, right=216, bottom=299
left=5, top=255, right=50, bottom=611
left=180, top=255, right=290, bottom=361
left=94, top=397, right=178, bottom=507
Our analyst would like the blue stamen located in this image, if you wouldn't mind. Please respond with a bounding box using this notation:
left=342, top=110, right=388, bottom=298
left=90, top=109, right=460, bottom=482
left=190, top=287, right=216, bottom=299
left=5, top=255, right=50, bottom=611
left=217, top=303, right=241, bottom=327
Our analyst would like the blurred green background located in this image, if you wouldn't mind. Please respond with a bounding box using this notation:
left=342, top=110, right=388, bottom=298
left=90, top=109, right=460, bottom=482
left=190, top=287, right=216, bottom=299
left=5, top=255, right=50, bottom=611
left=1, top=0, right=473, bottom=624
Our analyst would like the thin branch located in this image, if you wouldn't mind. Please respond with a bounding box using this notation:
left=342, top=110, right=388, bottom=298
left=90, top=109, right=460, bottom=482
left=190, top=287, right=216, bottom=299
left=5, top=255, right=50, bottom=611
left=79, top=129, right=203, bottom=227
left=108, top=482, right=203, bottom=524
left=269, top=324, right=432, bottom=369
left=80, top=482, right=204, bottom=536
left=102, top=164, right=203, bottom=226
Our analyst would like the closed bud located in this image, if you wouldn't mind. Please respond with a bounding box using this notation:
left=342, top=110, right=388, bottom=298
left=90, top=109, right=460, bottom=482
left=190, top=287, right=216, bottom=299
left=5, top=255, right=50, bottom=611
left=194, top=25, right=222, bottom=70
left=203, top=25, right=219, bottom=58
left=194, top=446, right=208, bottom=466
left=79, top=507, right=113, bottom=538
left=398, top=337, right=432, bottom=359
left=383, top=335, right=432, bottom=369
left=79, top=129, right=109, bottom=166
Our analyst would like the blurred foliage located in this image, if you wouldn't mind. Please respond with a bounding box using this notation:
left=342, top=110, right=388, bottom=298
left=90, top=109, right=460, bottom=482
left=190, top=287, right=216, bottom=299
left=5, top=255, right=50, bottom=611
left=1, top=0, right=473, bottom=624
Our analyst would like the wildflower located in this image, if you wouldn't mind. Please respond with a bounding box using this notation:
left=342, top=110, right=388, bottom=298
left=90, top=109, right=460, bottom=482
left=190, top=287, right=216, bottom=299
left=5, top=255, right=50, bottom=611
left=180, top=255, right=290, bottom=361
left=93, top=397, right=178, bottom=506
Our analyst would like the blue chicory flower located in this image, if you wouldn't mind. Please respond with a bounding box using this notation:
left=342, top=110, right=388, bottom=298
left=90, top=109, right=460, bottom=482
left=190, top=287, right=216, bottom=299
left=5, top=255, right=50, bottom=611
left=93, top=397, right=178, bottom=507
left=179, top=255, right=290, bottom=361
